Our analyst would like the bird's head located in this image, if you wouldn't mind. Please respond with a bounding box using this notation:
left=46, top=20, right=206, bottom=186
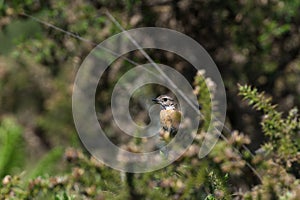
left=152, top=95, right=177, bottom=110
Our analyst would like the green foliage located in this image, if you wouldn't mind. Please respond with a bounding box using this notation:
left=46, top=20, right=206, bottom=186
left=0, top=174, right=28, bottom=199
left=206, top=170, right=229, bottom=200
left=239, top=84, right=300, bottom=165
left=239, top=84, right=300, bottom=199
left=1, top=148, right=123, bottom=199
left=0, top=71, right=231, bottom=200
left=193, top=70, right=213, bottom=131
left=1, top=82, right=299, bottom=199
left=27, top=147, right=63, bottom=179
left=0, top=148, right=231, bottom=200
left=55, top=192, right=75, bottom=200
left=0, top=0, right=300, bottom=199
left=0, top=19, right=42, bottom=55
left=0, top=117, right=24, bottom=178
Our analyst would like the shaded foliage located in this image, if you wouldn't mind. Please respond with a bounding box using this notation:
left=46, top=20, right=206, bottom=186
left=0, top=0, right=300, bottom=199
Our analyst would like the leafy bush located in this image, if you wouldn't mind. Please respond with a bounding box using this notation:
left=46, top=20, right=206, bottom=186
left=0, top=0, right=300, bottom=199
left=239, top=85, right=300, bottom=199
left=0, top=117, right=24, bottom=178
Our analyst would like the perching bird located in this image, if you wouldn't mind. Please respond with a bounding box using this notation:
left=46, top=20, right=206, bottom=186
left=152, top=95, right=182, bottom=141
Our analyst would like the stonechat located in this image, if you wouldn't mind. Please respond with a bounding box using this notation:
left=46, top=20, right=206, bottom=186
left=152, top=95, right=182, bottom=141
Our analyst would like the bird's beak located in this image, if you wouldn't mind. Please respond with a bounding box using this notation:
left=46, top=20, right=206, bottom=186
left=152, top=98, right=159, bottom=103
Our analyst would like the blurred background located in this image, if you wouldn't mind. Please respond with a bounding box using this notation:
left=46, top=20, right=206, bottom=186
left=0, top=0, right=300, bottom=199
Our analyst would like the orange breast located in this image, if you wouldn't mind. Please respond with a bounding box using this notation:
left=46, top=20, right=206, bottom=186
left=160, top=110, right=182, bottom=131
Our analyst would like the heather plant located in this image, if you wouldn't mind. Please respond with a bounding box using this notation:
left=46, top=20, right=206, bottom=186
left=1, top=83, right=300, bottom=199
left=239, top=85, right=300, bottom=199
left=1, top=0, right=300, bottom=199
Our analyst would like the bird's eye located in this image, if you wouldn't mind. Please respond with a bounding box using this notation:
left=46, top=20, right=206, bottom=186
left=163, top=98, right=167, bottom=101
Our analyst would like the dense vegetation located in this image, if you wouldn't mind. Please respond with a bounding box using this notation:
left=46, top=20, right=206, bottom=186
left=0, top=0, right=300, bottom=199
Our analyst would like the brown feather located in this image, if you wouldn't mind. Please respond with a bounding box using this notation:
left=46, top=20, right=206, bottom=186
left=160, top=109, right=182, bottom=132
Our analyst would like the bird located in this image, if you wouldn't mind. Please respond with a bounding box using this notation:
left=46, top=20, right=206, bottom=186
left=152, top=95, right=182, bottom=141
